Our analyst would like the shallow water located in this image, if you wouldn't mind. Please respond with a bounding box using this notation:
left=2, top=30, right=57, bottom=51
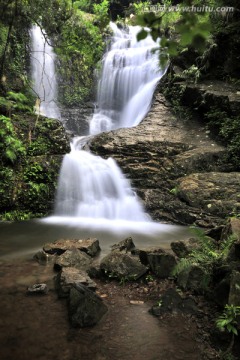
left=0, top=218, right=191, bottom=261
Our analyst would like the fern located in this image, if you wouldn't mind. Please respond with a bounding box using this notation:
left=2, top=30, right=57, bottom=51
left=220, top=234, right=238, bottom=258
left=171, top=258, right=193, bottom=276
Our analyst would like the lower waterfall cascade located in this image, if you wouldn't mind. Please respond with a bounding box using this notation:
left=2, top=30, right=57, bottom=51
left=51, top=23, right=166, bottom=227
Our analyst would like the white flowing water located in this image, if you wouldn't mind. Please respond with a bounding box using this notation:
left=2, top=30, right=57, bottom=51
left=50, top=23, right=166, bottom=230
left=90, top=23, right=164, bottom=134
left=55, top=138, right=148, bottom=220
left=30, top=25, right=60, bottom=119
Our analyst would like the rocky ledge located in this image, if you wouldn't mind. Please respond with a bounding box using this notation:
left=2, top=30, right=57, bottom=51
left=89, top=91, right=236, bottom=227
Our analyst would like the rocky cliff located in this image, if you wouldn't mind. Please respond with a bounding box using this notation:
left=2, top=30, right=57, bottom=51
left=89, top=91, right=239, bottom=228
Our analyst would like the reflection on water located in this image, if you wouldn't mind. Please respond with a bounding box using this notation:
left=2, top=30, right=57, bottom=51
left=0, top=217, right=191, bottom=261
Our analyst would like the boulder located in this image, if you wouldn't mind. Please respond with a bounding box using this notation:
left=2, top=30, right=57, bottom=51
left=171, top=237, right=201, bottom=258
left=177, top=264, right=208, bottom=293
left=228, top=271, right=240, bottom=306
left=149, top=288, right=198, bottom=316
left=111, top=237, right=135, bottom=253
left=43, top=238, right=100, bottom=257
left=138, top=247, right=166, bottom=266
left=100, top=252, right=147, bottom=280
left=55, top=267, right=97, bottom=298
left=68, top=284, right=108, bottom=327
left=54, top=249, right=92, bottom=271
left=138, top=247, right=177, bottom=278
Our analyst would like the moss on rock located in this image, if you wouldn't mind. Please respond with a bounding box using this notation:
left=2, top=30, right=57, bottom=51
left=0, top=113, right=70, bottom=221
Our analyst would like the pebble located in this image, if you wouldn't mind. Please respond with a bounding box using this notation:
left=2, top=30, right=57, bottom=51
left=27, top=283, right=48, bottom=295
left=130, top=300, right=144, bottom=305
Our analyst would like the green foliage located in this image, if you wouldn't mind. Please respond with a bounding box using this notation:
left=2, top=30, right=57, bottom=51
left=6, top=91, right=33, bottom=112
left=134, top=1, right=213, bottom=66
left=145, top=274, right=154, bottom=282
left=56, top=5, right=107, bottom=105
left=220, top=234, right=238, bottom=259
left=169, top=187, right=179, bottom=195
left=182, top=65, right=201, bottom=83
left=216, top=304, right=240, bottom=336
left=93, top=0, right=110, bottom=29
left=132, top=1, right=151, bottom=16
left=205, top=108, right=240, bottom=168
left=2, top=210, right=36, bottom=221
left=172, top=227, right=220, bottom=280
left=0, top=115, right=26, bottom=163
left=104, top=269, right=137, bottom=285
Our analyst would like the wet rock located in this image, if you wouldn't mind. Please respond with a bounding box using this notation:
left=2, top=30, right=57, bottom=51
left=171, top=237, right=201, bottom=258
left=68, top=284, right=108, bottom=327
left=55, top=267, right=97, bottom=298
left=111, top=237, right=135, bottom=253
left=60, top=105, right=93, bottom=136
left=54, top=249, right=92, bottom=271
left=177, top=264, right=208, bottom=293
left=27, top=283, right=48, bottom=295
left=138, top=247, right=177, bottom=278
left=100, top=252, right=147, bottom=280
left=228, top=271, right=240, bottom=306
left=43, top=238, right=100, bottom=257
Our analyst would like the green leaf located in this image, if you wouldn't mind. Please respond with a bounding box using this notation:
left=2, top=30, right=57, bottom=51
left=137, top=29, right=148, bottom=42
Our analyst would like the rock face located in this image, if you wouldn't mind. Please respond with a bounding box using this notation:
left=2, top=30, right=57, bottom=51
left=89, top=92, right=232, bottom=227
left=68, top=284, right=108, bottom=328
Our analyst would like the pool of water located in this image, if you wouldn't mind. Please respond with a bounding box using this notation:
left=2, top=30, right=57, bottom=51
left=0, top=217, right=191, bottom=261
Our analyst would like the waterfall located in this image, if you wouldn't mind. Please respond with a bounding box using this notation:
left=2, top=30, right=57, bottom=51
left=53, top=23, right=165, bottom=224
left=90, top=23, right=164, bottom=135
left=55, top=138, right=148, bottom=220
left=30, top=25, right=60, bottom=119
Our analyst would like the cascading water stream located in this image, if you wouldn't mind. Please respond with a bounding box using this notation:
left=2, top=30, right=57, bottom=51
left=30, top=25, right=60, bottom=119
left=90, top=23, right=164, bottom=134
left=52, top=23, right=165, bottom=226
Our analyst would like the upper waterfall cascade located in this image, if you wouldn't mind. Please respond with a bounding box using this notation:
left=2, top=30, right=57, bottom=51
left=30, top=25, right=60, bottom=119
left=54, top=23, right=165, bottom=221
left=90, top=23, right=164, bottom=135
